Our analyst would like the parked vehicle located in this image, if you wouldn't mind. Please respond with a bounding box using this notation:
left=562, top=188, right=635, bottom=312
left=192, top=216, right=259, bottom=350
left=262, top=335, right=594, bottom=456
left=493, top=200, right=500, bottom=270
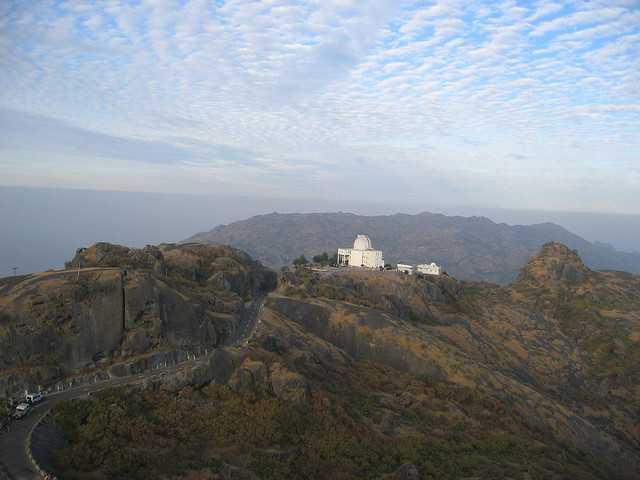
left=13, top=402, right=30, bottom=420
left=25, top=392, right=44, bottom=404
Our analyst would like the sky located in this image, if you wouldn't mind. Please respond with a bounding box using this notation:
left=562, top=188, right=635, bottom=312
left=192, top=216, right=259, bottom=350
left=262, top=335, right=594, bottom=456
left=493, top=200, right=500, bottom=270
left=0, top=0, right=639, bottom=213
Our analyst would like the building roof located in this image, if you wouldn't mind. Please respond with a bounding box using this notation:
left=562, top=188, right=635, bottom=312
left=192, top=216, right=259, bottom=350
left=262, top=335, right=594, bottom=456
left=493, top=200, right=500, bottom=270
left=353, top=234, right=373, bottom=251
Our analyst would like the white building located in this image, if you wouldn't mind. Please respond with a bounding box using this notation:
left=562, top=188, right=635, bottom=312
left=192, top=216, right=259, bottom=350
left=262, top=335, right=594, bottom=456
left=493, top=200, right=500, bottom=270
left=397, top=264, right=414, bottom=275
left=416, top=262, right=442, bottom=276
left=337, top=234, right=385, bottom=269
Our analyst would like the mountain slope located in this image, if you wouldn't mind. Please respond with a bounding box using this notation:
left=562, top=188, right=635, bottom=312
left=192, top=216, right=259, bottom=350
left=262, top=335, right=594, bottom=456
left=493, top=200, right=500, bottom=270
left=45, top=242, right=640, bottom=479
left=185, top=212, right=640, bottom=282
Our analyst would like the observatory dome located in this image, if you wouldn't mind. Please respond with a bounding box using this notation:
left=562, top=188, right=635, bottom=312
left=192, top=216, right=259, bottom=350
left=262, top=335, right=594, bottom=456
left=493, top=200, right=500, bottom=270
left=353, top=234, right=373, bottom=250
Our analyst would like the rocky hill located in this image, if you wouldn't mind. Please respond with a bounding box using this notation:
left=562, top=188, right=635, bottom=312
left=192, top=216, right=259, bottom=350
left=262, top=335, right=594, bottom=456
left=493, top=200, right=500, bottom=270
left=0, top=242, right=276, bottom=398
left=38, top=242, right=640, bottom=480
left=185, top=212, right=640, bottom=283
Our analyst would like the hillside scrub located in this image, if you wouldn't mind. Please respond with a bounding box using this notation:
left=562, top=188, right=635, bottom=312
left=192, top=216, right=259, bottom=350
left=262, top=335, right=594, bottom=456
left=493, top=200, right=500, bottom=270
left=50, top=359, right=611, bottom=480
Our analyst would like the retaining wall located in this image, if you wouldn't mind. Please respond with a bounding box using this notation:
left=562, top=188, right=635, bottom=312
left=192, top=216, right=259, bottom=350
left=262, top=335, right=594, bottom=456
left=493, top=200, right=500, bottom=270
left=46, top=347, right=208, bottom=395
left=26, top=412, right=56, bottom=479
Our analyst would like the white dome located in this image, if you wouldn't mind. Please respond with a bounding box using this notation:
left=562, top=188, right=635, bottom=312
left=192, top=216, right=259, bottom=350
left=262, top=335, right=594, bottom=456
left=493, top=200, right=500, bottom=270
left=353, top=234, right=373, bottom=250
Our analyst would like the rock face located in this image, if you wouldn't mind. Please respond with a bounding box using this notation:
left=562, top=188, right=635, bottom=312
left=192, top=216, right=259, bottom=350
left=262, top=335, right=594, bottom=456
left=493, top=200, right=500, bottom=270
left=0, top=269, right=125, bottom=381
left=184, top=211, right=640, bottom=282
left=0, top=242, right=276, bottom=398
left=266, top=362, right=309, bottom=404
left=228, top=357, right=310, bottom=405
left=266, top=295, right=445, bottom=382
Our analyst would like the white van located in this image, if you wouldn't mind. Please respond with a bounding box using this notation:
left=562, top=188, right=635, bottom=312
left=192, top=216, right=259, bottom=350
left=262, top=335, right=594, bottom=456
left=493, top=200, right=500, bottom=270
left=13, top=402, right=30, bottom=419
left=25, top=392, right=44, bottom=404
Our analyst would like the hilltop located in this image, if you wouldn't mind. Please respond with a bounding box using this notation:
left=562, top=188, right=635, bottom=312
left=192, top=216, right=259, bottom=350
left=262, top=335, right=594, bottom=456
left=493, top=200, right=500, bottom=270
left=184, top=211, right=640, bottom=283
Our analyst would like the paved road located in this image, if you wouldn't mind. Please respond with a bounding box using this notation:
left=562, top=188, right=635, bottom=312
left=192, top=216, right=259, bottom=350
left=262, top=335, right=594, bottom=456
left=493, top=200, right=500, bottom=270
left=0, top=296, right=266, bottom=480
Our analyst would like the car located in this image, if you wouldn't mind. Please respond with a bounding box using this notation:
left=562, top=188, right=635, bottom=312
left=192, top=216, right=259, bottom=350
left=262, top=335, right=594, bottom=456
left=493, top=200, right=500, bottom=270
left=25, top=392, right=44, bottom=404
left=13, top=402, right=30, bottom=420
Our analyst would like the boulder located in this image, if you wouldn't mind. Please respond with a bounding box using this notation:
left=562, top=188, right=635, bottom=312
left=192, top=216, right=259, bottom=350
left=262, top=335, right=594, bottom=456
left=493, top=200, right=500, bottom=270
left=268, top=362, right=309, bottom=405
left=390, top=463, right=419, bottom=480
left=229, top=359, right=268, bottom=392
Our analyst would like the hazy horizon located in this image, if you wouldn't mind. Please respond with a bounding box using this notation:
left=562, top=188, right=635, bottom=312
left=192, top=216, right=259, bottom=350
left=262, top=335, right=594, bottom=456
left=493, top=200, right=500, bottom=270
left=2, top=185, right=639, bottom=277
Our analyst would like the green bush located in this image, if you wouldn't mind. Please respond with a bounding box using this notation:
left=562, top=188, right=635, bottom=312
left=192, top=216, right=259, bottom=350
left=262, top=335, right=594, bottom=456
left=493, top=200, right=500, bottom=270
left=293, top=255, right=308, bottom=266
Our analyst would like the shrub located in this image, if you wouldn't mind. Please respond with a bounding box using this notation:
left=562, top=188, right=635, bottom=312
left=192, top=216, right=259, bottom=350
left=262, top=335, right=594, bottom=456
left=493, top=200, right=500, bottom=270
left=293, top=255, right=308, bottom=266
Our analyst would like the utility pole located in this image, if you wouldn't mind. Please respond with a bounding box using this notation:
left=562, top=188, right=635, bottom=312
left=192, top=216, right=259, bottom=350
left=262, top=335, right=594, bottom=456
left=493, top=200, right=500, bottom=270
left=12, top=267, right=17, bottom=276
left=76, top=247, right=86, bottom=280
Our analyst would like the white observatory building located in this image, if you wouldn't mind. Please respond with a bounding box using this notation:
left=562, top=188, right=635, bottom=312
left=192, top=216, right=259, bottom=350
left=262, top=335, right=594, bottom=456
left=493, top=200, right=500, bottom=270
left=337, top=234, right=385, bottom=269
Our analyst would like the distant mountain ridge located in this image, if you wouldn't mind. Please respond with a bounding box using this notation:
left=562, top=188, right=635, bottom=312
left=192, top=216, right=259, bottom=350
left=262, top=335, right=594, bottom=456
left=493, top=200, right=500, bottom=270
left=185, top=212, right=640, bottom=283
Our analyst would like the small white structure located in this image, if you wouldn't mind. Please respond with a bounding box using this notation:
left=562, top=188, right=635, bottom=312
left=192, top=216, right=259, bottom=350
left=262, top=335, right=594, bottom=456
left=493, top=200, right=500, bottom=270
left=416, top=262, right=442, bottom=276
left=337, top=234, right=385, bottom=269
left=25, top=392, right=43, bottom=404
left=397, top=264, right=414, bottom=275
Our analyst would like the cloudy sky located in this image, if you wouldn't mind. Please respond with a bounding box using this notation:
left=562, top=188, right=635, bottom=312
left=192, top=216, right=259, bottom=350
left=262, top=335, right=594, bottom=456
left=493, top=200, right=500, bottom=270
left=1, top=0, right=639, bottom=213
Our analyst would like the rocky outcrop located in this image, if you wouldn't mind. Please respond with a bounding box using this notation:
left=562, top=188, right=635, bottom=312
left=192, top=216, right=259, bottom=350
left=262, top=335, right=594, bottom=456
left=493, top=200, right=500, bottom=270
left=142, top=349, right=243, bottom=393
left=228, top=357, right=310, bottom=405
left=229, top=358, right=269, bottom=392
left=0, top=242, right=276, bottom=399
left=0, top=269, right=125, bottom=391
left=218, top=463, right=261, bottom=480
left=268, top=362, right=309, bottom=405
left=279, top=267, right=461, bottom=326
left=265, top=296, right=445, bottom=382
left=385, top=463, right=419, bottom=480
left=515, top=242, right=591, bottom=288
left=68, top=242, right=277, bottom=298
left=66, top=242, right=166, bottom=274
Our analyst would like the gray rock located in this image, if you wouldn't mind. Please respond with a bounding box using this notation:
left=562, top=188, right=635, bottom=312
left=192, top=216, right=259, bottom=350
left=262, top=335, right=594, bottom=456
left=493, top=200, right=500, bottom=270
left=392, top=463, right=419, bottom=480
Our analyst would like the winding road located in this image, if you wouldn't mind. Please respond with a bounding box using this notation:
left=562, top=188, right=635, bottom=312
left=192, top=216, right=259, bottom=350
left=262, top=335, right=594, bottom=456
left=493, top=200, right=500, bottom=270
left=0, top=296, right=266, bottom=480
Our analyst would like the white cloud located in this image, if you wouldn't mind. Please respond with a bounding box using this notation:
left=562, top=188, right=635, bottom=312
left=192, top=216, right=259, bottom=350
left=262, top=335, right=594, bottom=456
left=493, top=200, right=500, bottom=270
left=0, top=0, right=638, bottom=213
left=527, top=2, right=563, bottom=22
left=531, top=6, right=624, bottom=36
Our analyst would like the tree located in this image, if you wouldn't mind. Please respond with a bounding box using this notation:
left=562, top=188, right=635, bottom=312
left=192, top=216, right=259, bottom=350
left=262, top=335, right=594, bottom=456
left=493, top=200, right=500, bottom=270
left=312, top=252, right=330, bottom=265
left=293, top=255, right=308, bottom=266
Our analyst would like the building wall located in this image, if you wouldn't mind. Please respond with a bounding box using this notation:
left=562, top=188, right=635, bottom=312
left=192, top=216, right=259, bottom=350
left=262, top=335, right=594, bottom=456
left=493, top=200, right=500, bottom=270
left=337, top=248, right=351, bottom=266
left=362, top=250, right=384, bottom=269
left=397, top=264, right=413, bottom=274
left=416, top=263, right=442, bottom=275
left=349, top=249, right=364, bottom=267
left=337, top=248, right=384, bottom=269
